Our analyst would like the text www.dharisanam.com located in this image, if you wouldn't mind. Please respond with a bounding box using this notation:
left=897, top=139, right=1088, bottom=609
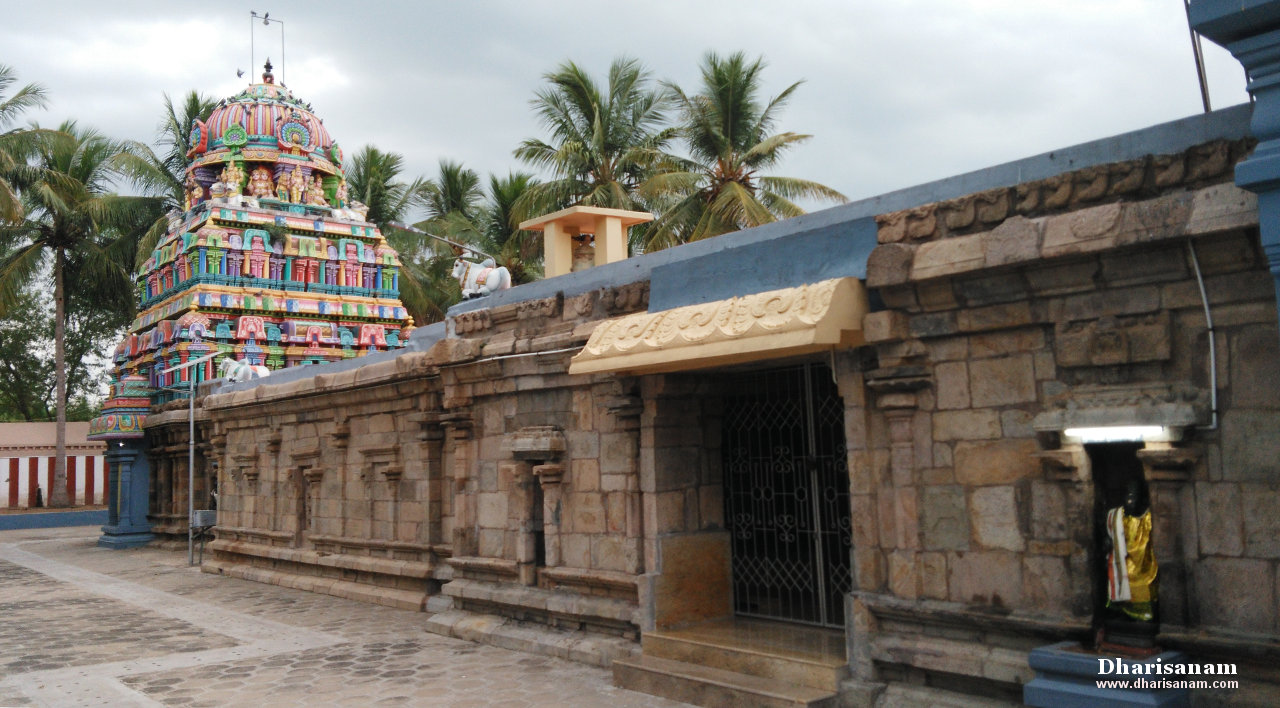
left=1096, top=678, right=1239, bottom=690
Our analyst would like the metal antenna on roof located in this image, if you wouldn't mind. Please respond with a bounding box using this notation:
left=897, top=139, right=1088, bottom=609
left=1183, top=0, right=1212, bottom=113
left=250, top=11, right=287, bottom=85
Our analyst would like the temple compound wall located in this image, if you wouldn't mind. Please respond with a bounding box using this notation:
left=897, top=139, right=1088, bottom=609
left=191, top=103, right=1280, bottom=706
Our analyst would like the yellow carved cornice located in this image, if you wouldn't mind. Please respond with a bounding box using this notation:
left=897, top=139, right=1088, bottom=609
left=568, top=277, right=867, bottom=376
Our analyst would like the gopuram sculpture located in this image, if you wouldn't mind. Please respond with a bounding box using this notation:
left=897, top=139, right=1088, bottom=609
left=220, top=160, right=245, bottom=197
left=247, top=166, right=274, bottom=198
left=95, top=58, right=414, bottom=400
left=307, top=174, right=328, bottom=206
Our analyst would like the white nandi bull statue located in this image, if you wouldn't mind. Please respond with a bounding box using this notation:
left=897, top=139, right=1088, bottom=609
left=451, top=252, right=512, bottom=299
left=218, top=357, right=270, bottom=383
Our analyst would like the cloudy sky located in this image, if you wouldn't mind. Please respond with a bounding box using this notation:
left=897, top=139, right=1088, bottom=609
left=4, top=0, right=1250, bottom=220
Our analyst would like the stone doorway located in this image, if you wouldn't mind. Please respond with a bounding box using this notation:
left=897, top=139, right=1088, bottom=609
left=721, top=363, right=852, bottom=628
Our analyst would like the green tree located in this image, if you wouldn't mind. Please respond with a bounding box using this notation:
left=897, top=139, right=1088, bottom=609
left=114, top=91, right=217, bottom=260
left=343, top=145, right=455, bottom=326
left=0, top=64, right=49, bottom=224
left=514, top=57, right=676, bottom=221
left=642, top=52, right=847, bottom=250
left=421, top=159, right=483, bottom=223
left=345, top=145, right=428, bottom=227
left=0, top=287, right=53, bottom=421
left=0, top=282, right=118, bottom=422
left=419, top=166, right=544, bottom=286
left=0, top=121, right=157, bottom=506
left=480, top=171, right=542, bottom=284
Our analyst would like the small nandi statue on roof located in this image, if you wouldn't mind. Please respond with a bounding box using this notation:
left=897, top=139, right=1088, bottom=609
left=218, top=357, right=270, bottom=383
left=451, top=250, right=512, bottom=299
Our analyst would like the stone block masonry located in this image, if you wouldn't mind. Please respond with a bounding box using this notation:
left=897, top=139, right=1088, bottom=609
left=166, top=113, right=1280, bottom=708
left=856, top=135, right=1280, bottom=706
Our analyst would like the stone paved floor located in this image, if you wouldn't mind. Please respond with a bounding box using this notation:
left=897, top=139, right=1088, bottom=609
left=0, top=527, right=690, bottom=707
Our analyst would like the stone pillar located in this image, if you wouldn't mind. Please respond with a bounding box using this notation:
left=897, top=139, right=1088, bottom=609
left=1137, top=446, right=1200, bottom=629
left=866, top=374, right=930, bottom=600
left=443, top=412, right=475, bottom=556
left=533, top=463, right=564, bottom=568
left=98, top=439, right=155, bottom=549
left=1190, top=1, right=1280, bottom=343
left=381, top=465, right=402, bottom=543
left=593, top=214, right=625, bottom=266
left=409, top=411, right=444, bottom=545
left=605, top=391, right=645, bottom=575
left=543, top=221, right=576, bottom=279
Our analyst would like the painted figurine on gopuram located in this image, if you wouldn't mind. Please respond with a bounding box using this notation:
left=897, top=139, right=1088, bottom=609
left=98, top=58, right=414, bottom=405
left=248, top=165, right=274, bottom=199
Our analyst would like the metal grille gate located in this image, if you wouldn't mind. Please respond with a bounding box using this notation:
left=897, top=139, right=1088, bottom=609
left=722, top=363, right=852, bottom=628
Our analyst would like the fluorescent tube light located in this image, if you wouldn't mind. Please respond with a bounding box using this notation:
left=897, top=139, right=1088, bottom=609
left=1063, top=426, right=1165, bottom=443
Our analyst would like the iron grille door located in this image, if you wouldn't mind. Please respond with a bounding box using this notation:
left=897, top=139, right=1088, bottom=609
left=722, top=364, right=852, bottom=627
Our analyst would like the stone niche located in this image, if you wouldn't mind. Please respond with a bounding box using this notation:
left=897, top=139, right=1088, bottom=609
left=441, top=423, right=641, bottom=639
left=1032, top=383, right=1208, bottom=630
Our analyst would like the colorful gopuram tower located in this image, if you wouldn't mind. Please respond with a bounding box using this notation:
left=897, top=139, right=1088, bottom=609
left=92, top=61, right=414, bottom=546
left=115, top=60, right=413, bottom=395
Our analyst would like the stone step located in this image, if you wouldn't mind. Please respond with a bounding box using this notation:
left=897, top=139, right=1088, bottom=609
left=614, top=655, right=838, bottom=708
left=643, top=631, right=847, bottom=691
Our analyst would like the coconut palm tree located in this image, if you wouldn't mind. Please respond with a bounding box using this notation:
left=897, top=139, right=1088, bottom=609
left=344, top=145, right=455, bottom=326
left=642, top=52, right=847, bottom=250
left=0, top=121, right=158, bottom=506
left=513, top=57, right=676, bottom=221
left=421, top=159, right=483, bottom=224
left=480, top=171, right=542, bottom=283
left=155, top=91, right=218, bottom=199
left=112, top=91, right=218, bottom=263
left=0, top=64, right=49, bottom=224
left=346, top=145, right=428, bottom=227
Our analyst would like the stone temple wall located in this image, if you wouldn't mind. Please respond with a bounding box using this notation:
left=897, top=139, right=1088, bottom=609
left=853, top=138, right=1280, bottom=706
left=201, top=281, right=660, bottom=663
left=191, top=120, right=1280, bottom=704
left=202, top=352, right=445, bottom=609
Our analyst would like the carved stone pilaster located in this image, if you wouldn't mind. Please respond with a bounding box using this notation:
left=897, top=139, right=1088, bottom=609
left=441, top=411, right=473, bottom=441
left=232, top=453, right=258, bottom=485
left=358, top=445, right=399, bottom=481
left=301, top=467, right=325, bottom=485
left=408, top=411, right=444, bottom=442
left=534, top=463, right=565, bottom=569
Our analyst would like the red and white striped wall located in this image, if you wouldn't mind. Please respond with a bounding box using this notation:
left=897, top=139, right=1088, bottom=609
left=0, top=423, right=109, bottom=509
left=2, top=454, right=109, bottom=508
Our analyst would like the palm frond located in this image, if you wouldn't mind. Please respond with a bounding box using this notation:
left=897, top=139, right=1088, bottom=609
left=0, top=65, right=48, bottom=130
left=0, top=241, right=47, bottom=316
left=758, top=176, right=847, bottom=203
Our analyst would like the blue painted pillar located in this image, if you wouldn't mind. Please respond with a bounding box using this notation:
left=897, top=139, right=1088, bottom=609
left=89, top=373, right=154, bottom=549
left=1191, top=0, right=1280, bottom=340
left=97, top=439, right=154, bottom=549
